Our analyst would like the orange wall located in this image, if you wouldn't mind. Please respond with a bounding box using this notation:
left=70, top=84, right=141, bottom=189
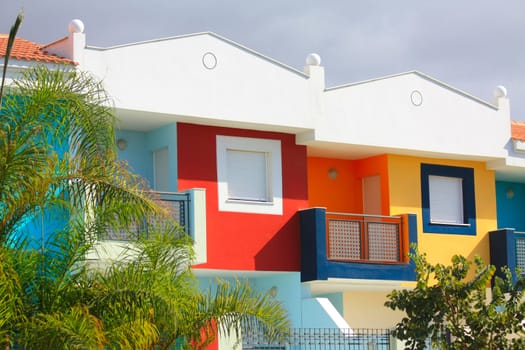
left=307, top=155, right=389, bottom=214
left=307, top=157, right=358, bottom=212
left=355, top=155, right=390, bottom=215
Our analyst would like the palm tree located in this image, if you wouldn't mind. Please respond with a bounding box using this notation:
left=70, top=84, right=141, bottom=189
left=0, top=15, right=290, bottom=349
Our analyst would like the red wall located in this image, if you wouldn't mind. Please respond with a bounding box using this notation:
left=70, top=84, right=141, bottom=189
left=177, top=123, right=308, bottom=271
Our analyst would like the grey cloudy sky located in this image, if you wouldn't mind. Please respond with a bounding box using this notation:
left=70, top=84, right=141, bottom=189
left=3, top=1, right=525, bottom=118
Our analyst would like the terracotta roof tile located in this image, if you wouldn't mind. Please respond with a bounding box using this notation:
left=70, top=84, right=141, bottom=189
left=511, top=121, right=525, bottom=141
left=0, top=36, right=75, bottom=65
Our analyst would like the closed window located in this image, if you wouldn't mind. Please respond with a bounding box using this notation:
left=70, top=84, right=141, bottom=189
left=421, top=164, right=476, bottom=235
left=226, top=149, right=269, bottom=202
left=153, top=147, right=169, bottom=192
left=428, top=175, right=463, bottom=224
left=216, top=136, right=282, bottom=215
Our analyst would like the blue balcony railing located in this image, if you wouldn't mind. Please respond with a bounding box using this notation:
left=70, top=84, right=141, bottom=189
left=489, top=229, right=525, bottom=282
left=299, top=208, right=418, bottom=283
left=515, top=232, right=525, bottom=273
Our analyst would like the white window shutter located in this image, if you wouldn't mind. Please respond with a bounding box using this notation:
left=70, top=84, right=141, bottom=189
left=226, top=150, right=269, bottom=201
left=153, top=147, right=169, bottom=192
left=428, top=175, right=464, bottom=224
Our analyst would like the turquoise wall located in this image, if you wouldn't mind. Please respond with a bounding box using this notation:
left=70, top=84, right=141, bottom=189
left=496, top=181, right=525, bottom=231
left=12, top=206, right=68, bottom=249
left=116, top=130, right=153, bottom=186
left=197, top=272, right=302, bottom=328
left=249, top=273, right=302, bottom=327
left=317, top=293, right=344, bottom=316
left=116, top=123, right=178, bottom=191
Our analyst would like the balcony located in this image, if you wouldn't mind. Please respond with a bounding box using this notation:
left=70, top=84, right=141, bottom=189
left=489, top=228, right=525, bottom=283
left=299, top=208, right=417, bottom=282
left=89, top=188, right=207, bottom=265
left=102, top=191, right=191, bottom=240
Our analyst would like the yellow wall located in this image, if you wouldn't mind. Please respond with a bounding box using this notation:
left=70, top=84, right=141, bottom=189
left=387, top=154, right=497, bottom=265
left=343, top=291, right=405, bottom=329
left=307, top=153, right=497, bottom=267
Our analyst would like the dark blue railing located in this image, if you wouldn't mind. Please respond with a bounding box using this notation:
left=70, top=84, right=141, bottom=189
left=489, top=229, right=525, bottom=283
left=515, top=232, right=525, bottom=274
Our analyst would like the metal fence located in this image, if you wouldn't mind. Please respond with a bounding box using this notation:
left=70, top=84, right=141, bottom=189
left=327, top=212, right=403, bottom=263
left=102, top=191, right=190, bottom=240
left=242, top=328, right=391, bottom=350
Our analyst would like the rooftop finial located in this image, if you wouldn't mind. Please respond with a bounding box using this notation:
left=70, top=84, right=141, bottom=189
left=69, top=19, right=84, bottom=34
left=306, top=53, right=321, bottom=66
left=494, top=85, right=507, bottom=99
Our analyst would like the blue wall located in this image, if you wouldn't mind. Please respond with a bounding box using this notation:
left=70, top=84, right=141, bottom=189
left=116, top=123, right=178, bottom=191
left=116, top=130, right=153, bottom=186
left=197, top=272, right=302, bottom=328
left=249, top=273, right=302, bottom=327
left=496, top=181, right=525, bottom=231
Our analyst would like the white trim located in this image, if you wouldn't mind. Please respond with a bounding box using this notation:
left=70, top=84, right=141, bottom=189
left=216, top=135, right=282, bottom=215
left=513, top=139, right=525, bottom=153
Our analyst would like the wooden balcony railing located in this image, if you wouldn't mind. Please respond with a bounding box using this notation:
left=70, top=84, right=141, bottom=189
left=326, top=212, right=403, bottom=263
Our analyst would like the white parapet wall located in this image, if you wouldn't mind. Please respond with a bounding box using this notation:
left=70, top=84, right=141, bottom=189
left=189, top=188, right=207, bottom=265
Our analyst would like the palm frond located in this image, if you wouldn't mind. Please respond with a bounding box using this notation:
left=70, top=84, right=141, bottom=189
left=0, top=10, right=23, bottom=106
left=188, top=279, right=290, bottom=348
left=21, top=305, right=106, bottom=350
left=0, top=247, right=26, bottom=348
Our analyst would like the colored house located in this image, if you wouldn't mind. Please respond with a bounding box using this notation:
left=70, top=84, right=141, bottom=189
left=0, top=33, right=76, bottom=246
left=4, top=19, right=525, bottom=349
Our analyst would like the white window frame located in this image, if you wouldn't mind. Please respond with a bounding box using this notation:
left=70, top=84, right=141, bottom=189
left=216, top=135, right=282, bottom=215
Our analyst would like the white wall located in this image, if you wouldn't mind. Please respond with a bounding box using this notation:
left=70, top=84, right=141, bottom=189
left=76, top=31, right=525, bottom=179
left=82, top=34, right=312, bottom=132
left=319, top=73, right=510, bottom=159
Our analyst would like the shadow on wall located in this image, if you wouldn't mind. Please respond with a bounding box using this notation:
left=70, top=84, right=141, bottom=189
left=254, top=213, right=301, bottom=271
left=464, top=234, right=491, bottom=279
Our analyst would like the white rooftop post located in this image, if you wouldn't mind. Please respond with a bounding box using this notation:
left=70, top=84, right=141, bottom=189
left=304, top=53, right=325, bottom=91
left=44, top=19, right=86, bottom=65
left=68, top=19, right=86, bottom=65
left=301, top=52, right=326, bottom=128
left=493, top=85, right=510, bottom=113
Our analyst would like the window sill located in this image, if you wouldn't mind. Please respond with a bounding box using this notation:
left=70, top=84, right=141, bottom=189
left=424, top=221, right=476, bottom=235
left=430, top=221, right=471, bottom=227
left=226, top=199, right=274, bottom=206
